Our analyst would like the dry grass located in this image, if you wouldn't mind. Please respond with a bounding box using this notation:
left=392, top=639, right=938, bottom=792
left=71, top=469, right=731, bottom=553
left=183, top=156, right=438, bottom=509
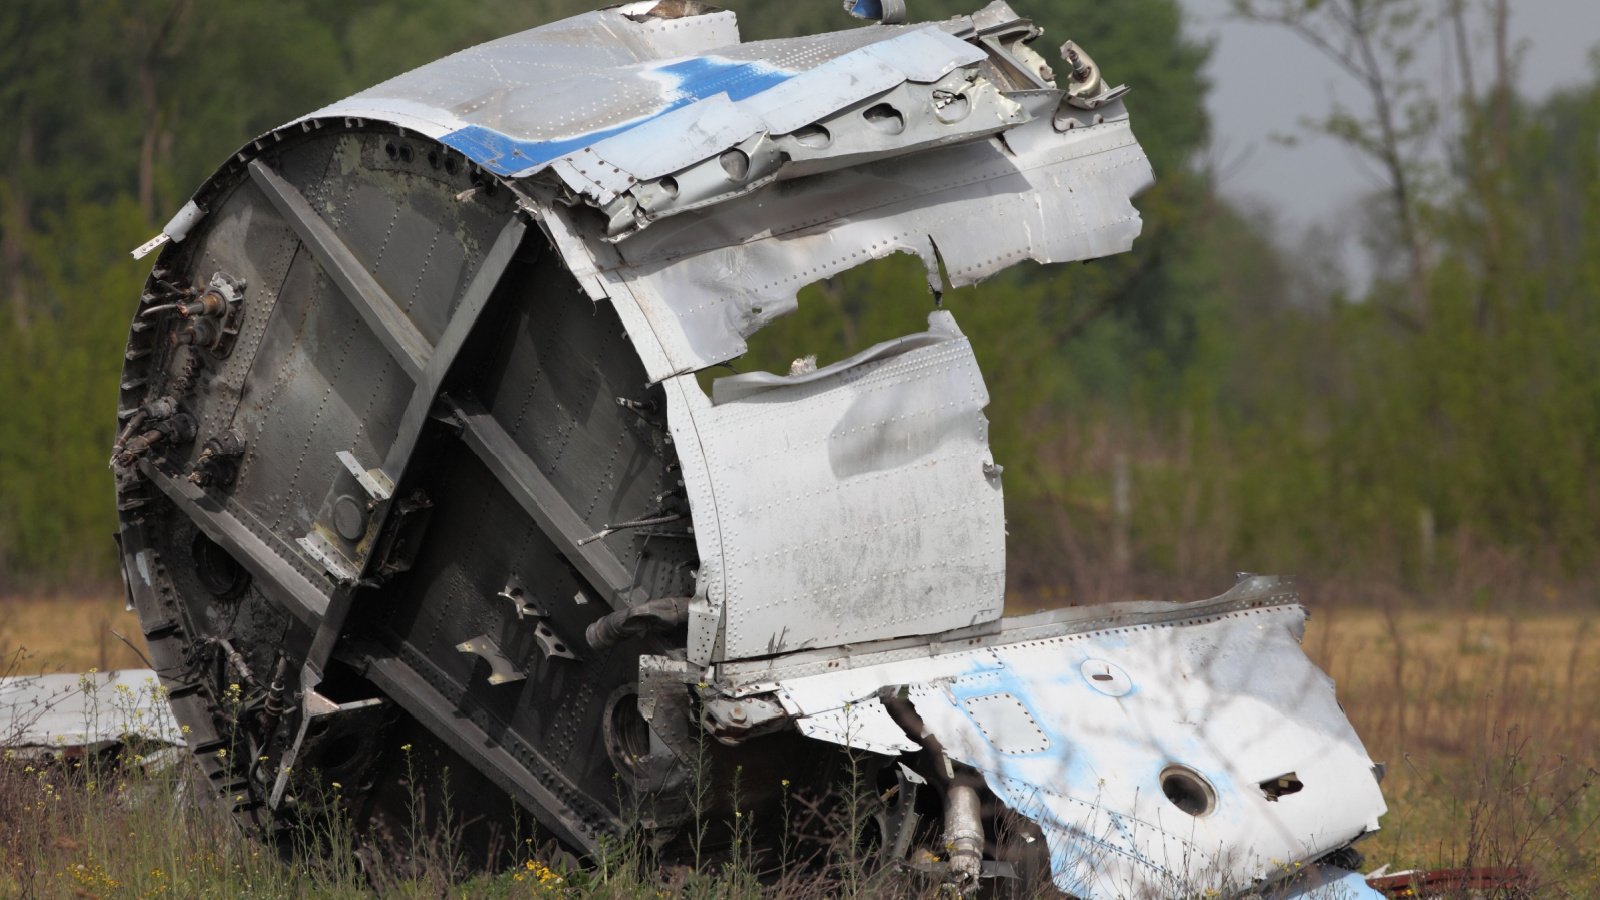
left=0, top=593, right=148, bottom=674
left=2, top=594, right=1597, bottom=896
left=1305, top=606, right=1600, bottom=894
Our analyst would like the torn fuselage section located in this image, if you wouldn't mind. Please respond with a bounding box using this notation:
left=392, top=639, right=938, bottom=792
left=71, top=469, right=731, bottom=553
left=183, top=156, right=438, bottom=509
left=308, top=1, right=1149, bottom=374
left=314, top=2, right=1381, bottom=893
left=115, top=1, right=1384, bottom=894
left=652, top=579, right=1388, bottom=897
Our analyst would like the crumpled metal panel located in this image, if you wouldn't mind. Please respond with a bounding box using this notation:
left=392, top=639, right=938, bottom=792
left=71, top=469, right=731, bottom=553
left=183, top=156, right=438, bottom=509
left=666, top=311, right=1004, bottom=662
left=0, top=669, right=184, bottom=752
left=120, top=2, right=1389, bottom=890
left=305, top=9, right=969, bottom=184
left=717, top=580, right=1387, bottom=898
left=573, top=28, right=989, bottom=193
left=610, top=110, right=1150, bottom=375
left=288, top=3, right=1152, bottom=379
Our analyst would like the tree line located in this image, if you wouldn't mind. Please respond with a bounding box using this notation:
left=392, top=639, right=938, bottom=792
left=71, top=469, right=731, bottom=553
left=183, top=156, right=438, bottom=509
left=0, top=0, right=1594, bottom=602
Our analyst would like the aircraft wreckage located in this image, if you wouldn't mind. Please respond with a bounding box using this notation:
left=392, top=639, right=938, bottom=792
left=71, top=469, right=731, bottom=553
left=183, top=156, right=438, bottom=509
left=113, top=2, right=1387, bottom=895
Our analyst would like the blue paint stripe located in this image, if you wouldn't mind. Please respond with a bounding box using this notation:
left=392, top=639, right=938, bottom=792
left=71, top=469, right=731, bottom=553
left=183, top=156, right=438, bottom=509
left=440, top=56, right=796, bottom=176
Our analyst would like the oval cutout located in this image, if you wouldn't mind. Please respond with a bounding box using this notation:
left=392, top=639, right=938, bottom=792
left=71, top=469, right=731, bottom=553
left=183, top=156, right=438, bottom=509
left=605, top=691, right=652, bottom=779
left=720, top=148, right=750, bottom=181
left=1079, top=658, right=1132, bottom=696
left=191, top=531, right=250, bottom=601
left=863, top=103, right=906, bottom=135
left=791, top=123, right=832, bottom=148
left=934, top=94, right=971, bottom=124
left=1161, top=765, right=1217, bottom=817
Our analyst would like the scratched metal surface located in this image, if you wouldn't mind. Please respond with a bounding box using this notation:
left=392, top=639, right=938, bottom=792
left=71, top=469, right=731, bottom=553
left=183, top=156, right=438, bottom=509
left=665, top=312, right=1004, bottom=662
left=113, top=2, right=1386, bottom=889
left=746, top=582, right=1388, bottom=898
left=0, top=670, right=183, bottom=751
left=291, top=3, right=1153, bottom=377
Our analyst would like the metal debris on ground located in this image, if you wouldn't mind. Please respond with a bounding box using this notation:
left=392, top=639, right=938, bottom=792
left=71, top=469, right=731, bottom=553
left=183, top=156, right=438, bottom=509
left=110, top=2, right=1388, bottom=896
left=0, top=669, right=184, bottom=760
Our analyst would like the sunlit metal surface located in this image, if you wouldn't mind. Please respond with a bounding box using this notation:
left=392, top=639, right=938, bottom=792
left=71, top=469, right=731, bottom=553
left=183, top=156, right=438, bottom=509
left=112, top=3, right=1384, bottom=895
left=0, top=670, right=183, bottom=754
left=711, top=578, right=1387, bottom=896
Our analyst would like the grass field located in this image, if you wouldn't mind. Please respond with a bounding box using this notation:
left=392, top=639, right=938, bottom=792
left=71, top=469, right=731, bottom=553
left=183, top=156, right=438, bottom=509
left=0, top=593, right=148, bottom=674
left=1302, top=607, right=1600, bottom=895
left=3, top=593, right=1597, bottom=896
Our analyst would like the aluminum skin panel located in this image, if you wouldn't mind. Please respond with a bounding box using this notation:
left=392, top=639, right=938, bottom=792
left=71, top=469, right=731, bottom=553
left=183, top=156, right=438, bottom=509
left=666, top=312, right=1004, bottom=662
left=114, top=2, right=1389, bottom=889
left=611, top=109, right=1151, bottom=376
left=302, top=11, right=970, bottom=180
left=738, top=589, right=1386, bottom=898
left=251, top=3, right=1152, bottom=381
left=0, top=670, right=183, bottom=752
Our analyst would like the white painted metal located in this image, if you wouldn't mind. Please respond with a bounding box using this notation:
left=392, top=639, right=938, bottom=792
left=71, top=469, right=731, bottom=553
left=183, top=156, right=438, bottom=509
left=666, top=312, right=1005, bottom=662
left=208, top=4, right=1387, bottom=892
left=611, top=110, right=1151, bottom=374
left=732, top=591, right=1387, bottom=898
left=0, top=669, right=184, bottom=753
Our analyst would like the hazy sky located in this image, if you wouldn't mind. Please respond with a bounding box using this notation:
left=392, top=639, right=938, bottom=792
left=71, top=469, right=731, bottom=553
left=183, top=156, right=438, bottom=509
left=1178, top=0, right=1600, bottom=242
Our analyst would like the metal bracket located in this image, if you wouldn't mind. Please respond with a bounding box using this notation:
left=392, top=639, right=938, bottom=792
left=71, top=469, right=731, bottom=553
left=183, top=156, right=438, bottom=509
left=699, top=693, right=789, bottom=745
left=533, top=621, right=579, bottom=661
left=297, top=530, right=360, bottom=584
left=338, top=450, right=393, bottom=501
left=456, top=634, right=527, bottom=685
left=269, top=682, right=388, bottom=809
left=498, top=580, right=547, bottom=619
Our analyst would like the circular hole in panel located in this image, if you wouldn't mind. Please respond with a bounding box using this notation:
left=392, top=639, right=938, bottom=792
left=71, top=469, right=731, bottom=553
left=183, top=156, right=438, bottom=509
left=332, top=494, right=367, bottom=541
left=605, top=691, right=651, bottom=779
left=657, top=175, right=679, bottom=198
left=863, top=103, right=906, bottom=135
left=934, top=94, right=971, bottom=124
left=719, top=148, right=750, bottom=181
left=191, top=531, right=250, bottom=601
left=316, top=733, right=364, bottom=774
left=1160, top=765, right=1217, bottom=817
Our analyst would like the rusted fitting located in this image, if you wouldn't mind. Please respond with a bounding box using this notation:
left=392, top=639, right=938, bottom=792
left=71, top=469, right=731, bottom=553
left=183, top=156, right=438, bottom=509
left=177, top=288, right=228, bottom=318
